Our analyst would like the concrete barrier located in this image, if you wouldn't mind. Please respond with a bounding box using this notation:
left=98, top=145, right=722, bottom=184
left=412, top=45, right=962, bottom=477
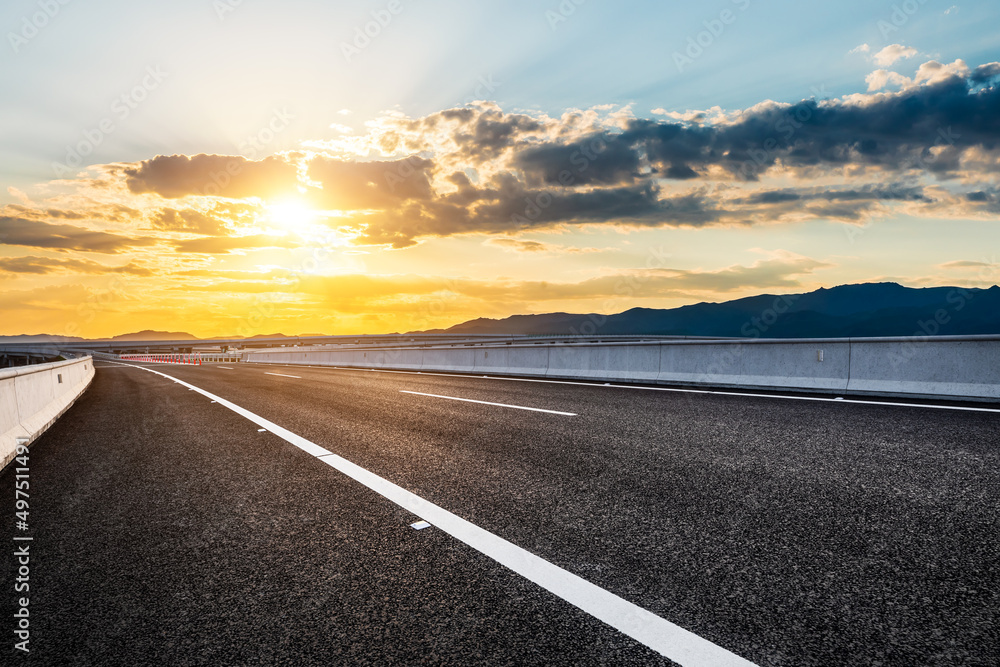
left=1, top=357, right=94, bottom=469
left=242, top=336, right=1000, bottom=402
left=847, top=337, right=1000, bottom=400
left=547, top=344, right=660, bottom=382
left=422, top=348, right=476, bottom=373
left=654, top=340, right=852, bottom=392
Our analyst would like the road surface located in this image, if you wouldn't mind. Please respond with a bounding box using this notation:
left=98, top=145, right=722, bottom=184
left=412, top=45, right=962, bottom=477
left=2, top=361, right=998, bottom=665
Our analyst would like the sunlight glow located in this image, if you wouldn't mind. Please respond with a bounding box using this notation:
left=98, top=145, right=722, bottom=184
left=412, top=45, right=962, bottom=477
left=268, top=200, right=315, bottom=233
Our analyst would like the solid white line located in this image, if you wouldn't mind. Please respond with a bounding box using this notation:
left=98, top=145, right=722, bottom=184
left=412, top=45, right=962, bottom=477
left=400, top=390, right=577, bottom=416
left=264, top=372, right=301, bottom=379
left=216, top=366, right=234, bottom=370
left=266, top=364, right=999, bottom=414
left=106, top=361, right=753, bottom=666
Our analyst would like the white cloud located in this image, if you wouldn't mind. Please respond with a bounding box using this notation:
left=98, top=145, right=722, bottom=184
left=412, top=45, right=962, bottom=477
left=865, top=69, right=912, bottom=91
left=914, top=59, right=971, bottom=85
left=864, top=58, right=970, bottom=92
left=849, top=43, right=870, bottom=55
left=873, top=44, right=918, bottom=67
left=944, top=5, right=958, bottom=15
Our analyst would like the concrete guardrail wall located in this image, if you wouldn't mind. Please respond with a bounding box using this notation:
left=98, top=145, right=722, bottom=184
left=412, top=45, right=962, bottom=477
left=241, top=336, right=1000, bottom=402
left=1, top=357, right=95, bottom=469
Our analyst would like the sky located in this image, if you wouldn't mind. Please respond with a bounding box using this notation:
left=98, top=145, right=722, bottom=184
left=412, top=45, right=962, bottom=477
left=1, top=0, right=999, bottom=338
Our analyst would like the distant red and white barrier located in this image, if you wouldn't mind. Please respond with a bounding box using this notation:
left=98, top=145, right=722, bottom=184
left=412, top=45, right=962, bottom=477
left=119, top=353, right=202, bottom=365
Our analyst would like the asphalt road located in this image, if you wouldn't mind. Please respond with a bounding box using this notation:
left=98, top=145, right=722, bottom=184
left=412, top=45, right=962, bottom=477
left=2, top=361, right=998, bottom=666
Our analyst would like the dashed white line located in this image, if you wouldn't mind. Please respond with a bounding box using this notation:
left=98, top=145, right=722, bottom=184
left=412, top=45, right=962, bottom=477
left=108, top=360, right=753, bottom=666
left=271, top=365, right=999, bottom=414
left=264, top=372, right=301, bottom=379
left=400, top=390, right=577, bottom=416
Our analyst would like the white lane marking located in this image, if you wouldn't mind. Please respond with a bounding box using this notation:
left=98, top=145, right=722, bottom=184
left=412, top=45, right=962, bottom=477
left=257, top=428, right=267, bottom=432
left=271, top=365, right=999, bottom=415
left=264, top=372, right=301, bottom=379
left=217, top=366, right=234, bottom=370
left=106, top=361, right=753, bottom=666
left=410, top=520, right=432, bottom=530
left=400, top=390, right=577, bottom=416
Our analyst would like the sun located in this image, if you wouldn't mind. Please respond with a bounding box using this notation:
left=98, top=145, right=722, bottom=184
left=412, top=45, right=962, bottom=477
left=268, top=200, right=315, bottom=233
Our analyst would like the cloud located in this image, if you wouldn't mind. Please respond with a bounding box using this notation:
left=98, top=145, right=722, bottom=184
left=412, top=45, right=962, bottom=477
left=939, top=260, right=997, bottom=269
left=0, top=255, right=154, bottom=276
left=971, top=62, right=1000, bottom=84
left=485, top=237, right=600, bottom=254
left=4, top=205, right=87, bottom=220
left=307, top=155, right=436, bottom=209
left=872, top=44, right=917, bottom=67
left=122, top=154, right=300, bottom=200
left=80, top=58, right=1000, bottom=249
left=487, top=238, right=558, bottom=253
left=148, top=207, right=230, bottom=235
left=167, top=252, right=830, bottom=309
left=171, top=234, right=300, bottom=254
left=866, top=69, right=912, bottom=91
left=513, top=133, right=642, bottom=185
left=0, top=217, right=154, bottom=254
left=849, top=43, right=870, bottom=55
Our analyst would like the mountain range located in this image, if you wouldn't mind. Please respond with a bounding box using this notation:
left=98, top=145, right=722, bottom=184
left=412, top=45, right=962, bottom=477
left=1, top=283, right=997, bottom=343
left=428, top=282, right=1000, bottom=338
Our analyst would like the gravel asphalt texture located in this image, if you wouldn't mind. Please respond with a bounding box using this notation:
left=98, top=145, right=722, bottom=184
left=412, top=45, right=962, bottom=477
left=2, top=361, right=998, bottom=665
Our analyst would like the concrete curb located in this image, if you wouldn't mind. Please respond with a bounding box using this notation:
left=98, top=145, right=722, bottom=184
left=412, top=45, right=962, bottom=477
left=1, top=357, right=95, bottom=469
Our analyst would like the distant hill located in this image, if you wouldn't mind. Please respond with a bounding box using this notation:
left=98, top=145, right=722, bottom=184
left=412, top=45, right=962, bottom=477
left=105, top=330, right=200, bottom=341
left=6, top=283, right=998, bottom=342
left=434, top=283, right=1000, bottom=338
left=0, top=334, right=86, bottom=344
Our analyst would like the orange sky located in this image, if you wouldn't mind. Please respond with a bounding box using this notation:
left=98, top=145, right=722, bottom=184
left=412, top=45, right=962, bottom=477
left=3, top=62, right=1000, bottom=337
